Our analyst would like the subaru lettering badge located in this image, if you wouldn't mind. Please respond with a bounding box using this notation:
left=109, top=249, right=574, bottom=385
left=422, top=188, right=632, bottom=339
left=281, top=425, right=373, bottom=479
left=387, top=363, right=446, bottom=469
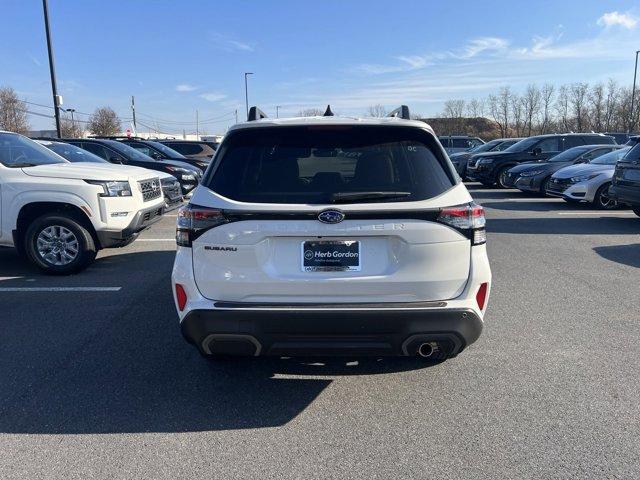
left=318, top=209, right=345, bottom=224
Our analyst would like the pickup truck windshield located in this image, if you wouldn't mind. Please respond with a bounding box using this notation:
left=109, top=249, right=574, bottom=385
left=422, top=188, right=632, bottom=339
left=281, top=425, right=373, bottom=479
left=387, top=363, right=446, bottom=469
left=0, top=133, right=67, bottom=167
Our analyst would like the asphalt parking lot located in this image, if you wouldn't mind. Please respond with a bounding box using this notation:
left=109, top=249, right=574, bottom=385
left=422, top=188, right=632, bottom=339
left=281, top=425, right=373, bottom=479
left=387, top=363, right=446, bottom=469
left=1, top=185, right=639, bottom=479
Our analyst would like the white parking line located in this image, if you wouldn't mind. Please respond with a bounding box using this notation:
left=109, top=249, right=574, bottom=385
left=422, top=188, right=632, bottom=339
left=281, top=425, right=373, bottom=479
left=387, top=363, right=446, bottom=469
left=136, top=238, right=175, bottom=242
left=165, top=214, right=178, bottom=217
left=556, top=212, right=636, bottom=215
left=0, top=287, right=122, bottom=292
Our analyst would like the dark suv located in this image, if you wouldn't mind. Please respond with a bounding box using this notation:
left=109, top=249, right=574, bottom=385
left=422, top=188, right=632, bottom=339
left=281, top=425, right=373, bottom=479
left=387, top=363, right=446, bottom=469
left=466, top=133, right=616, bottom=188
left=64, top=138, right=202, bottom=195
left=438, top=136, right=484, bottom=155
left=449, top=138, right=521, bottom=179
left=610, top=136, right=640, bottom=217
left=155, top=139, right=218, bottom=161
left=93, top=137, right=210, bottom=172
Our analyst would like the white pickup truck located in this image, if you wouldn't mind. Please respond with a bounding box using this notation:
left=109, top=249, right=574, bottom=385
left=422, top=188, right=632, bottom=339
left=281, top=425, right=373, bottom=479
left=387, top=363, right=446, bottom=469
left=0, top=131, right=165, bottom=274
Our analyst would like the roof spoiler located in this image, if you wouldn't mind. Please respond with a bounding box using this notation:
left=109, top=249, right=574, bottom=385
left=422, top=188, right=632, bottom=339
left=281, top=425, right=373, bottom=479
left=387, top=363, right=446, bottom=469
left=247, top=106, right=268, bottom=121
left=387, top=105, right=411, bottom=120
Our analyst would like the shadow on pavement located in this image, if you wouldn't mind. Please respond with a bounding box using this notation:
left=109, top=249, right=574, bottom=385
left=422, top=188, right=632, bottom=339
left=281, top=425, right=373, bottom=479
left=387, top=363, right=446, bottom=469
left=0, top=249, right=436, bottom=434
left=488, top=217, right=640, bottom=235
left=480, top=199, right=598, bottom=212
left=593, top=244, right=640, bottom=268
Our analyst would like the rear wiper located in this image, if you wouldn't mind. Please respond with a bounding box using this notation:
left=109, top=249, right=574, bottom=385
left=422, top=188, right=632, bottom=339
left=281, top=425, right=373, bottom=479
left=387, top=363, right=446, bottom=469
left=330, top=191, right=411, bottom=203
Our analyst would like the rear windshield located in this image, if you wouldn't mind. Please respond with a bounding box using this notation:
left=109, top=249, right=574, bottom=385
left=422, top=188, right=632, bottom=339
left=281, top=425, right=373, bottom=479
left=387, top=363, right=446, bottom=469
left=205, top=126, right=455, bottom=204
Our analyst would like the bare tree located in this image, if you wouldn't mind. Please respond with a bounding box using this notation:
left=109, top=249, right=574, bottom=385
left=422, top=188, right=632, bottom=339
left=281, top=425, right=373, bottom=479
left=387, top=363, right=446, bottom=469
left=569, top=82, right=590, bottom=132
left=555, top=85, right=572, bottom=132
left=0, top=87, right=30, bottom=134
left=603, top=79, right=618, bottom=131
left=488, top=94, right=506, bottom=137
left=297, top=108, right=325, bottom=117
left=589, top=83, right=605, bottom=133
left=510, top=93, right=525, bottom=137
left=366, top=104, right=388, bottom=117
left=88, top=107, right=121, bottom=135
left=466, top=98, right=485, bottom=118
left=442, top=99, right=465, bottom=134
left=59, top=115, right=82, bottom=138
left=522, top=84, right=541, bottom=136
left=538, top=83, right=555, bottom=134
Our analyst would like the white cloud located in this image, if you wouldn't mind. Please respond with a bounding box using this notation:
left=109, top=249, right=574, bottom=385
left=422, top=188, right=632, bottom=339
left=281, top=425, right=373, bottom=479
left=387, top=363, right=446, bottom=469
left=597, top=11, right=638, bottom=29
left=396, top=55, right=430, bottom=69
left=176, top=84, right=197, bottom=92
left=455, top=37, right=510, bottom=59
left=210, top=33, right=255, bottom=52
left=200, top=92, right=227, bottom=102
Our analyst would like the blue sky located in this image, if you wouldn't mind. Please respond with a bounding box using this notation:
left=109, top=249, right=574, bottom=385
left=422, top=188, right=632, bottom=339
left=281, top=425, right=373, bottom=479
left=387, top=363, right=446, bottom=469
left=2, top=0, right=640, bottom=134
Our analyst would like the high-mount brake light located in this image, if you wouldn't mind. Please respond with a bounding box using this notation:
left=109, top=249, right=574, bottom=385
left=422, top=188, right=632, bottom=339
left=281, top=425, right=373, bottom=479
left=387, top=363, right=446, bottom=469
left=176, top=204, right=228, bottom=247
left=436, top=203, right=486, bottom=245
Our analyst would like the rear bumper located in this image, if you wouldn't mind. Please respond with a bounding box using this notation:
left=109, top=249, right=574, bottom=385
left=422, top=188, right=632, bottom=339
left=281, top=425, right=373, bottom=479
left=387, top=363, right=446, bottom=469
left=180, top=304, right=483, bottom=357
left=96, top=204, right=164, bottom=248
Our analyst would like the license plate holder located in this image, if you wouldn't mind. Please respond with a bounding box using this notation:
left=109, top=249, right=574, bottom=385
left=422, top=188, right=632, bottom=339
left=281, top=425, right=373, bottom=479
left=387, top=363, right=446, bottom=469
left=301, top=240, right=360, bottom=272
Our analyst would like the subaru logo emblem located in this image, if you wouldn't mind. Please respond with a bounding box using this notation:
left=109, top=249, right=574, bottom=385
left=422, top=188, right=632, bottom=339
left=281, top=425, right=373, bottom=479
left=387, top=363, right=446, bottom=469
left=318, top=209, right=345, bottom=224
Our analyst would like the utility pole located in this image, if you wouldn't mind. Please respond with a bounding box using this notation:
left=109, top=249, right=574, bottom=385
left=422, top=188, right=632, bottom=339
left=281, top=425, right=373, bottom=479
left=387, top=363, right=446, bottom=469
left=196, top=109, right=199, bottom=139
left=244, top=72, right=254, bottom=118
left=630, top=50, right=640, bottom=134
left=235, top=109, right=238, bottom=124
left=130, top=96, right=137, bottom=133
left=42, top=0, right=61, bottom=138
left=276, top=106, right=281, bottom=118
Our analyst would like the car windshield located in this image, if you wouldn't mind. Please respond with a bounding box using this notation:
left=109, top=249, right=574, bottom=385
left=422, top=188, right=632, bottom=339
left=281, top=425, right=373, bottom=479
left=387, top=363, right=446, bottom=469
left=548, top=147, right=591, bottom=163
left=504, top=137, right=540, bottom=153
left=46, top=142, right=107, bottom=163
left=104, top=140, right=155, bottom=161
left=206, top=126, right=455, bottom=204
left=0, top=133, right=67, bottom=167
left=590, top=147, right=629, bottom=165
left=470, top=140, right=501, bottom=153
left=146, top=141, right=187, bottom=159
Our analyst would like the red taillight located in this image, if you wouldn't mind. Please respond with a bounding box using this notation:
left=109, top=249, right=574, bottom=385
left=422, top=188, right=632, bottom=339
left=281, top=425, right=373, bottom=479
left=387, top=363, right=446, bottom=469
left=437, top=203, right=486, bottom=245
left=476, top=282, right=488, bottom=310
left=175, top=283, right=187, bottom=311
left=176, top=204, right=227, bottom=247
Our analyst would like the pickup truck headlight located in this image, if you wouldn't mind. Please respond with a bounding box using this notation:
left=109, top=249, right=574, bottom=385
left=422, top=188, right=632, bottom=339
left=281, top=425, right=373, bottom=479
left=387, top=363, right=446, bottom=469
left=85, top=180, right=132, bottom=197
left=570, top=173, right=599, bottom=184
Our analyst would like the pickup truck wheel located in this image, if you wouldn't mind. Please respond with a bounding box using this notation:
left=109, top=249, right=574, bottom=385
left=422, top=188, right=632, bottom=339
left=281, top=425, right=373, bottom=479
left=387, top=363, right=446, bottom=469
left=594, top=183, right=618, bottom=210
left=24, top=214, right=97, bottom=275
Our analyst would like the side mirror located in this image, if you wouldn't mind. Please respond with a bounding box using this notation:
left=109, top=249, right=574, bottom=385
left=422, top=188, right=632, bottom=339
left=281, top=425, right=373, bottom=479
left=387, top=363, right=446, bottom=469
left=575, top=158, right=588, bottom=164
left=531, top=147, right=542, bottom=156
left=109, top=156, right=125, bottom=164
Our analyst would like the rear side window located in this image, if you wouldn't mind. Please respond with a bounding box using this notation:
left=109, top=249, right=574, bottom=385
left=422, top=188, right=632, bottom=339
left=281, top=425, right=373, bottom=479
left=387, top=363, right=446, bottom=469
left=537, top=137, right=560, bottom=152
left=167, top=143, right=203, bottom=155
left=206, top=126, right=455, bottom=204
left=563, top=136, right=584, bottom=149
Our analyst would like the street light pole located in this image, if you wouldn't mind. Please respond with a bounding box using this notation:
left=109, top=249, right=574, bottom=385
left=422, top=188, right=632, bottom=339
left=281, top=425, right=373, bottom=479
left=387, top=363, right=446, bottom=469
left=244, top=72, right=254, bottom=119
left=630, top=50, right=640, bottom=134
left=276, top=105, right=281, bottom=118
left=42, top=0, right=61, bottom=138
left=65, top=108, right=75, bottom=132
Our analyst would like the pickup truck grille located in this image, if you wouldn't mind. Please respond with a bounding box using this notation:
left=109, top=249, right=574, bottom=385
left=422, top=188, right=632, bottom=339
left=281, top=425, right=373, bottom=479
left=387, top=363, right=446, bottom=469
left=139, top=178, right=162, bottom=202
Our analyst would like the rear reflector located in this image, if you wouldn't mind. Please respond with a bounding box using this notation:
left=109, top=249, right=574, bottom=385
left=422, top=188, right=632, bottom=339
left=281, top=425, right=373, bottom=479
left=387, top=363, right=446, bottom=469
left=175, top=283, right=187, bottom=311
left=476, top=283, right=488, bottom=310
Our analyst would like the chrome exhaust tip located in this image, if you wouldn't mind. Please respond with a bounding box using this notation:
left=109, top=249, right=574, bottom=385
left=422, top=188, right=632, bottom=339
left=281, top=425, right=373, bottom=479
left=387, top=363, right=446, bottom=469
left=417, top=342, right=434, bottom=358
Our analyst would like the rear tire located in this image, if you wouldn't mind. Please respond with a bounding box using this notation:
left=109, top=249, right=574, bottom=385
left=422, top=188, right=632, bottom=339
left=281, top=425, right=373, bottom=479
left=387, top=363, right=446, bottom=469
left=24, top=214, right=97, bottom=275
left=594, top=183, right=618, bottom=210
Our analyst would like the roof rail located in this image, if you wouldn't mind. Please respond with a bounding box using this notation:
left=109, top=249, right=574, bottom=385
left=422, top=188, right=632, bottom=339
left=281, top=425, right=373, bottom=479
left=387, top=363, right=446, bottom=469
left=387, top=105, right=411, bottom=120
left=89, top=135, right=145, bottom=141
left=247, top=106, right=268, bottom=121
left=323, top=105, right=334, bottom=116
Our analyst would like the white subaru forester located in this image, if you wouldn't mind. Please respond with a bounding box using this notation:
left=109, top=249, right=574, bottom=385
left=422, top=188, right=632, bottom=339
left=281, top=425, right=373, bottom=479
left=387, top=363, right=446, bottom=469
left=172, top=106, right=491, bottom=361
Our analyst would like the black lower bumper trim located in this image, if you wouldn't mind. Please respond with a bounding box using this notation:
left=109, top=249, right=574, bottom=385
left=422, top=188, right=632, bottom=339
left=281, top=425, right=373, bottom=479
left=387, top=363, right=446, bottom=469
left=180, top=306, right=483, bottom=357
left=97, top=205, right=164, bottom=248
